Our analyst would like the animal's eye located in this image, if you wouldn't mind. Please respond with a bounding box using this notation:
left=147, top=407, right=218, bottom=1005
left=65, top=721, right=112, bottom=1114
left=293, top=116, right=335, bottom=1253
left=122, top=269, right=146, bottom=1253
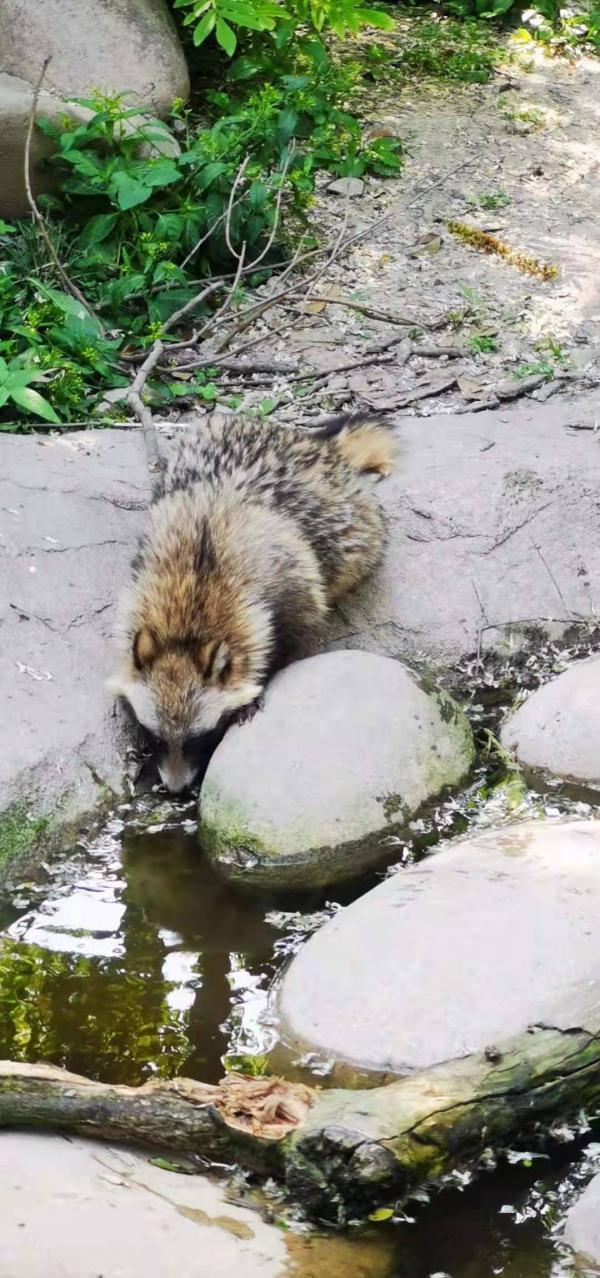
left=143, top=728, right=166, bottom=752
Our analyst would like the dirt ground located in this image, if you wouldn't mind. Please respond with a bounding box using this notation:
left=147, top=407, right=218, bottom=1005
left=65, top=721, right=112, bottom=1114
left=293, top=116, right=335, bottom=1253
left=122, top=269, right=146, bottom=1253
left=188, top=45, right=600, bottom=425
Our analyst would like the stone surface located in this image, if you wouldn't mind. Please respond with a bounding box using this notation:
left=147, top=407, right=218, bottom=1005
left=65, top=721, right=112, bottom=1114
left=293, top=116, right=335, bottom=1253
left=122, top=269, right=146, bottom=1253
left=0, top=1132, right=287, bottom=1278
left=327, top=176, right=365, bottom=197
left=564, top=1173, right=600, bottom=1270
left=332, top=395, right=600, bottom=675
left=199, top=650, right=474, bottom=889
left=0, top=74, right=92, bottom=219
left=0, top=430, right=149, bottom=879
left=0, top=1, right=188, bottom=216
left=276, top=819, right=600, bottom=1081
left=1, top=0, right=188, bottom=113
left=5, top=398, right=600, bottom=885
left=501, top=655, right=600, bottom=793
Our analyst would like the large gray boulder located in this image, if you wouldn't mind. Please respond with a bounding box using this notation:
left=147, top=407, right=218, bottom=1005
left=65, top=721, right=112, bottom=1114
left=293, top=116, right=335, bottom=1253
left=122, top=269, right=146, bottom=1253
left=0, top=429, right=149, bottom=884
left=0, top=0, right=188, bottom=216
left=0, top=1132, right=287, bottom=1278
left=501, top=655, right=600, bottom=794
left=199, top=650, right=474, bottom=890
left=332, top=394, right=600, bottom=674
left=276, top=819, right=600, bottom=1082
left=564, top=1173, right=600, bottom=1271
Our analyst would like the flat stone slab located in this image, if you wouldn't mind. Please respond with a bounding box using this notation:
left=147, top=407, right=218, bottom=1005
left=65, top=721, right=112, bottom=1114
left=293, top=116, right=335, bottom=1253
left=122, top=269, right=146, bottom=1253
left=276, top=819, right=600, bottom=1081
left=501, top=655, right=600, bottom=793
left=564, top=1172, right=600, bottom=1270
left=333, top=394, right=600, bottom=673
left=4, top=397, right=600, bottom=886
left=0, top=1132, right=286, bottom=1278
left=199, top=651, right=474, bottom=889
left=0, top=431, right=149, bottom=879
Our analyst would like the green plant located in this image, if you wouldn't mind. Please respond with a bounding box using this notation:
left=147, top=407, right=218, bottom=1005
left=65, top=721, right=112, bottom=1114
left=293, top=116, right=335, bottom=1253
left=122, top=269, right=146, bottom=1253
left=392, top=14, right=502, bottom=81
left=174, top=0, right=394, bottom=55
left=0, top=355, right=60, bottom=426
left=467, top=189, right=511, bottom=210
left=0, top=65, right=401, bottom=426
left=467, top=332, right=498, bottom=354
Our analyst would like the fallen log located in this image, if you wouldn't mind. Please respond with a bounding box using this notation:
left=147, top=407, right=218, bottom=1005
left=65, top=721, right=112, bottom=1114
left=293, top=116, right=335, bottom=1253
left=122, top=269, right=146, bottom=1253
left=2, top=991, right=600, bottom=1223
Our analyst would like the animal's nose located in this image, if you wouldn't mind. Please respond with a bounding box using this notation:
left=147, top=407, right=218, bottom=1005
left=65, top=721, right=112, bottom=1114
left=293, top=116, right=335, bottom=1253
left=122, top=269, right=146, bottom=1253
left=158, top=762, right=195, bottom=794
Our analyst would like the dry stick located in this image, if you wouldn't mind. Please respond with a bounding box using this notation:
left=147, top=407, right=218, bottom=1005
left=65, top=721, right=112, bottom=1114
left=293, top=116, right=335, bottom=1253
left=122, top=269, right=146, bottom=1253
left=127, top=341, right=164, bottom=474
left=24, top=56, right=105, bottom=335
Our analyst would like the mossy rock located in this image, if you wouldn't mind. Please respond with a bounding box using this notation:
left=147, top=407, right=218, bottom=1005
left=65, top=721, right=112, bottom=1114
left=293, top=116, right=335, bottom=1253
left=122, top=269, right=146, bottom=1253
left=198, top=651, right=474, bottom=890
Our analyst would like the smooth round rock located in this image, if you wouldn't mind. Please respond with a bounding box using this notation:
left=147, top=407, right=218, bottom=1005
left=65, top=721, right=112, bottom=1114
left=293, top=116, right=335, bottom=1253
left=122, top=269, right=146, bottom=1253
left=276, top=820, right=600, bottom=1080
left=564, top=1173, right=600, bottom=1270
left=501, top=656, right=600, bottom=793
left=0, top=0, right=189, bottom=217
left=199, top=651, right=474, bottom=890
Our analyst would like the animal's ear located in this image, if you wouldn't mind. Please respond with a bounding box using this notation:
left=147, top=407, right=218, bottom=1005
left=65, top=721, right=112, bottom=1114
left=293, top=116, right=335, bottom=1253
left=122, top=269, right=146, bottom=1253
left=194, top=639, right=232, bottom=684
left=133, top=628, right=159, bottom=671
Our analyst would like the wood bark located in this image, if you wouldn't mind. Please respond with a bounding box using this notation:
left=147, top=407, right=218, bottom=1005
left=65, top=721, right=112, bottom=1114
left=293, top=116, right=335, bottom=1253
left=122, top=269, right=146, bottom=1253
left=2, top=993, right=599, bottom=1222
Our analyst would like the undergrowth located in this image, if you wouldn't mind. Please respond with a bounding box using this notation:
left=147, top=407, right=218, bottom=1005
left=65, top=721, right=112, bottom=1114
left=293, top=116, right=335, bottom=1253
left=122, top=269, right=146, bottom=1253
left=2, top=0, right=600, bottom=429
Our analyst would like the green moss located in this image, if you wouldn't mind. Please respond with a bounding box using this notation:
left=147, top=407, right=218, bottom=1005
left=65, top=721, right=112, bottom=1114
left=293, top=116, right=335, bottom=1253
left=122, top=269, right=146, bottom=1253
left=378, top=792, right=405, bottom=823
left=0, top=804, right=49, bottom=869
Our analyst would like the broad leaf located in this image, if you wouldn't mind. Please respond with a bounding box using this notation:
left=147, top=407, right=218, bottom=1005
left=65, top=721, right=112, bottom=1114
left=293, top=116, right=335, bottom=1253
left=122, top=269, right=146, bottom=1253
left=110, top=171, right=153, bottom=210
left=10, top=386, right=61, bottom=423
left=216, top=16, right=237, bottom=53
left=77, top=213, right=118, bottom=248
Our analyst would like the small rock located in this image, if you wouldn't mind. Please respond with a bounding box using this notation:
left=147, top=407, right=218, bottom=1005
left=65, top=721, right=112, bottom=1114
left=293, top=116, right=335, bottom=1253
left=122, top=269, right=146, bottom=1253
left=564, top=1173, right=600, bottom=1269
left=327, top=177, right=365, bottom=198
left=199, top=651, right=474, bottom=890
left=501, top=655, right=600, bottom=793
left=276, top=820, right=600, bottom=1081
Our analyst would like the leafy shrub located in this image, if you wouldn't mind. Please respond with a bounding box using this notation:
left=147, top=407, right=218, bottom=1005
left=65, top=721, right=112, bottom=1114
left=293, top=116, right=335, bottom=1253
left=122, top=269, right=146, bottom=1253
left=0, top=28, right=402, bottom=427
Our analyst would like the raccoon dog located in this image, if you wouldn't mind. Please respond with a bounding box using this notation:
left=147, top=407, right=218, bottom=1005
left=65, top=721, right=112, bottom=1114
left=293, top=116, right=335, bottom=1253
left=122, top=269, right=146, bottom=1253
left=110, top=412, right=395, bottom=792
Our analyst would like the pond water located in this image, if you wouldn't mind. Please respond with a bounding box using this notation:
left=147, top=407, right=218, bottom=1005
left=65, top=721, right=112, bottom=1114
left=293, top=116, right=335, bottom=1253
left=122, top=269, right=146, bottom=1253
left=0, top=781, right=598, bottom=1277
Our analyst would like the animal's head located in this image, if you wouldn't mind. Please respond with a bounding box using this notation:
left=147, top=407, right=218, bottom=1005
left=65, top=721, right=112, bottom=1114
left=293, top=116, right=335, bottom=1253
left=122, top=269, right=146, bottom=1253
left=110, top=625, right=265, bottom=793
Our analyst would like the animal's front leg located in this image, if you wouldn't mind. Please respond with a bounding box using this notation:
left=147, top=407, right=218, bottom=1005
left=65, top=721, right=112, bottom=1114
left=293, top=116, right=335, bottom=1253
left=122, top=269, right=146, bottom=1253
left=233, top=693, right=266, bottom=726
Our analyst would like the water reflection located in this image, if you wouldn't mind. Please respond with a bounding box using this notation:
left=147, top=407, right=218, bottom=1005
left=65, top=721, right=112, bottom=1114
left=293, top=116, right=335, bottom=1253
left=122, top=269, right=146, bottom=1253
left=0, top=819, right=281, bottom=1084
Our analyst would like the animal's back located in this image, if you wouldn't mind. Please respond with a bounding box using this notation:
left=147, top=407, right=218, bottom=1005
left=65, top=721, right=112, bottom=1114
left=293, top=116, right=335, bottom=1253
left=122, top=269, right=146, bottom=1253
left=161, top=413, right=394, bottom=598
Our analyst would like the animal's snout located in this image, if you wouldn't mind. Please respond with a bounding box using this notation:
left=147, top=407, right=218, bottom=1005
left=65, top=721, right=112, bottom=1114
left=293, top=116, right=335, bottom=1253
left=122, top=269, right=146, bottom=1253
left=158, top=756, right=197, bottom=794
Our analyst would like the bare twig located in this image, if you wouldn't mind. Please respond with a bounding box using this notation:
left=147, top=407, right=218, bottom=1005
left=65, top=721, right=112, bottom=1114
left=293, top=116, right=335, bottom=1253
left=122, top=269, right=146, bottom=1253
left=25, top=57, right=105, bottom=334
left=127, top=340, right=164, bottom=473
left=225, top=157, right=250, bottom=262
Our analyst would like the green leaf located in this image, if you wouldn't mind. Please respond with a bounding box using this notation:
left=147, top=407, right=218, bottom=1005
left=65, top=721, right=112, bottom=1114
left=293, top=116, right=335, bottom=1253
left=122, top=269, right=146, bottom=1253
left=143, top=159, right=181, bottom=189
left=148, top=1157, right=196, bottom=1174
left=216, top=16, right=237, bottom=53
left=9, top=385, right=61, bottom=423
left=77, top=213, right=118, bottom=248
left=193, top=161, right=229, bottom=192
left=35, top=284, right=102, bottom=335
left=0, top=220, right=16, bottom=235
left=368, top=1207, right=394, bottom=1222
left=0, top=356, right=9, bottom=384
left=355, top=6, right=395, bottom=27
left=110, top=171, right=153, bottom=210
left=228, top=53, right=264, bottom=79
left=193, top=10, right=216, bottom=43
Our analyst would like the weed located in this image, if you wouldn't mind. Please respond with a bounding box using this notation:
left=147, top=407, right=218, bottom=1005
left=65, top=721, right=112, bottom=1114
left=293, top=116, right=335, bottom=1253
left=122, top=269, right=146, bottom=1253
left=0, top=58, right=401, bottom=427
left=392, top=14, right=503, bottom=82
left=467, top=189, right=512, bottom=210
left=467, top=333, right=499, bottom=354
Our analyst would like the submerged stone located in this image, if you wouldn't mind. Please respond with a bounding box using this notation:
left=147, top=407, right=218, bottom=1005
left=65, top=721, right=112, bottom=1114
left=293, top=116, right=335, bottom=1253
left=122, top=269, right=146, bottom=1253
left=564, top=1172, right=600, bottom=1270
left=276, top=819, right=600, bottom=1082
left=198, top=650, right=474, bottom=890
left=501, top=655, right=600, bottom=793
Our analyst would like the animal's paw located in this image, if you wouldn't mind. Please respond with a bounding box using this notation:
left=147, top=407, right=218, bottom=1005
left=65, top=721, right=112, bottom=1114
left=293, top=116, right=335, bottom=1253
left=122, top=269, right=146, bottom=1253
left=234, top=694, right=265, bottom=727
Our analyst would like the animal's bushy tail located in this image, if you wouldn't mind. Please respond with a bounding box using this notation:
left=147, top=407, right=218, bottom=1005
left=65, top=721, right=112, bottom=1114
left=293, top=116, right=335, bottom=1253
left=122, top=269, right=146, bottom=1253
left=312, top=411, right=396, bottom=477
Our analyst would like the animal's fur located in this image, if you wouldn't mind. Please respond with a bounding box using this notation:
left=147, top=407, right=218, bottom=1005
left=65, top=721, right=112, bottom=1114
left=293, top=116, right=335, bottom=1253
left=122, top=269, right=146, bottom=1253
left=110, top=411, right=396, bottom=791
